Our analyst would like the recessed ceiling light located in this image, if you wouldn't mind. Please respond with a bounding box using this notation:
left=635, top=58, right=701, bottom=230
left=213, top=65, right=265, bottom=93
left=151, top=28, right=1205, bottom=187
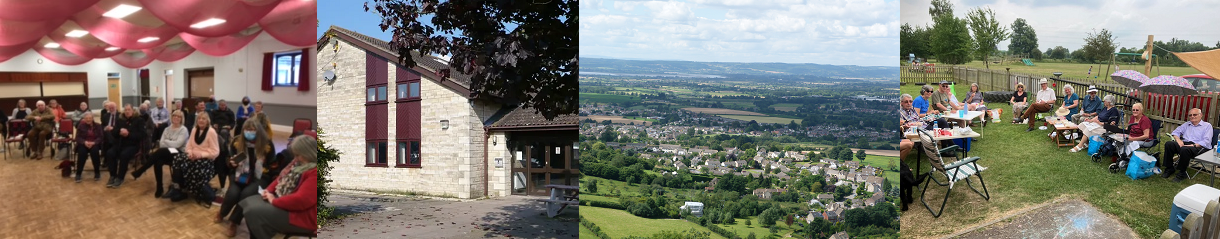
left=106, top=47, right=120, bottom=51
left=137, top=37, right=159, bottom=43
left=191, top=18, right=227, bottom=29
left=103, top=4, right=142, bottom=19
left=66, top=30, right=89, bottom=38
left=44, top=43, right=60, bottom=48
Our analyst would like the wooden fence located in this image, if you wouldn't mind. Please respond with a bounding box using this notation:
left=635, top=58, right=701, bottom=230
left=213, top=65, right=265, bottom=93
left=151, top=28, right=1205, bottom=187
left=1161, top=199, right=1220, bottom=239
left=901, top=66, right=1220, bottom=130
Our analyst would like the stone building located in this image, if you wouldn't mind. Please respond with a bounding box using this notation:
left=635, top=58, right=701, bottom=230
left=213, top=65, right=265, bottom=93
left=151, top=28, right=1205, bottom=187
left=317, top=26, right=577, bottom=199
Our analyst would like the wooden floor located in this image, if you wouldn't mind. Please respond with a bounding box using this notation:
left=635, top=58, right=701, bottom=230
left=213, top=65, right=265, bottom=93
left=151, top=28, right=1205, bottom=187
left=0, top=130, right=293, bottom=239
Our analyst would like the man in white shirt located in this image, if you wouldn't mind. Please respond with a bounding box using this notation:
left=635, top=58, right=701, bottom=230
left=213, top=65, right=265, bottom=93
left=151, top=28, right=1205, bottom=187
left=150, top=98, right=170, bottom=140
left=1020, top=78, right=1057, bottom=131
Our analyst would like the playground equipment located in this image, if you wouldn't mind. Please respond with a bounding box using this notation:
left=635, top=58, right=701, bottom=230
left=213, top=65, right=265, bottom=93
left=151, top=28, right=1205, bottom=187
left=1022, top=59, right=1035, bottom=66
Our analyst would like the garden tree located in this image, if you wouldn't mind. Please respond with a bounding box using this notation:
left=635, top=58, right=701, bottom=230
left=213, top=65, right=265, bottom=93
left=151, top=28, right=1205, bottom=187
left=789, top=120, right=800, bottom=130
left=1008, top=18, right=1039, bottom=57
left=900, top=23, right=932, bottom=58
left=748, top=232, right=757, bottom=239
left=785, top=214, right=794, bottom=226
left=965, top=7, right=1009, bottom=69
left=856, top=149, right=866, bottom=161
left=837, top=148, right=853, bottom=162
left=746, top=219, right=752, bottom=227
left=931, top=14, right=973, bottom=64
left=366, top=0, right=577, bottom=120
left=928, top=0, right=954, bottom=19
left=804, top=217, right=833, bottom=239
left=856, top=138, right=870, bottom=148
left=587, top=179, right=598, bottom=193
left=834, top=185, right=851, bottom=201
left=1049, top=46, right=1070, bottom=60
left=1081, top=29, right=1118, bottom=64
left=600, top=128, right=618, bottom=142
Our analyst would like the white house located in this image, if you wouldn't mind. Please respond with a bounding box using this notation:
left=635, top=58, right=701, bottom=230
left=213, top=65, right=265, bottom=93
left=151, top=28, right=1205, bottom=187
left=681, top=202, right=704, bottom=216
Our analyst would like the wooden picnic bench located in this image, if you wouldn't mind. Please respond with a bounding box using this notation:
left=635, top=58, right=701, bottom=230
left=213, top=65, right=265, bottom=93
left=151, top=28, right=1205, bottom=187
left=536, top=184, right=579, bottom=218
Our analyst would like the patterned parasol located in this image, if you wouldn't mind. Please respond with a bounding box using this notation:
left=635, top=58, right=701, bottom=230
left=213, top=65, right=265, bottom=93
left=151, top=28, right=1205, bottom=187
left=1140, top=75, right=1198, bottom=96
left=1111, top=70, right=1151, bottom=89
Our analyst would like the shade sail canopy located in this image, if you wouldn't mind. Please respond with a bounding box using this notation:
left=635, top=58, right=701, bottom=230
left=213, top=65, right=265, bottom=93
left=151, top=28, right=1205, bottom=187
left=1175, top=49, right=1220, bottom=81
left=0, top=0, right=316, bottom=68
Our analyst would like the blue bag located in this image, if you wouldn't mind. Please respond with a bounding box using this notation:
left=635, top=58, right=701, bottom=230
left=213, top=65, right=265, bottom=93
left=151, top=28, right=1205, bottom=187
left=1088, top=135, right=1104, bottom=156
left=1126, top=151, right=1157, bottom=180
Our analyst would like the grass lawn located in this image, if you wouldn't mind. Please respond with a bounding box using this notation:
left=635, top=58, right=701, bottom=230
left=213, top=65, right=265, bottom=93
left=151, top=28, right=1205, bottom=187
left=928, top=60, right=1202, bottom=79
left=899, top=84, right=1197, bottom=238
left=624, top=116, right=660, bottom=123
left=717, top=115, right=803, bottom=124
left=717, top=216, right=795, bottom=238
left=579, top=223, right=600, bottom=239
left=583, top=206, right=727, bottom=239
left=858, top=155, right=900, bottom=187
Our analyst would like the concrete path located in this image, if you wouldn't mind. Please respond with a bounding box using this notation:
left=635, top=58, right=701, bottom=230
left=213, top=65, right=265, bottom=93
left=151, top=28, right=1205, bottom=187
left=319, top=191, right=579, bottom=239
left=956, top=199, right=1139, bottom=239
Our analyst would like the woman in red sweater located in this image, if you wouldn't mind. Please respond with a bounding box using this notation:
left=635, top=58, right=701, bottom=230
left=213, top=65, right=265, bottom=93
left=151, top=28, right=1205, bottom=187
left=239, top=135, right=317, bottom=238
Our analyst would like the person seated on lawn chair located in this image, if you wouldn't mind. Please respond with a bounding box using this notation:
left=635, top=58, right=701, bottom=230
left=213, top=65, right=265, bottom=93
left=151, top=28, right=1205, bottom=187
left=1121, top=103, right=1154, bottom=157
left=930, top=80, right=968, bottom=127
left=1018, top=78, right=1057, bottom=131
left=1011, top=83, right=1029, bottom=123
left=1161, top=108, right=1213, bottom=182
left=914, top=85, right=934, bottom=115
left=1072, top=86, right=1103, bottom=124
left=1060, top=85, right=1081, bottom=119
left=1070, top=95, right=1122, bottom=153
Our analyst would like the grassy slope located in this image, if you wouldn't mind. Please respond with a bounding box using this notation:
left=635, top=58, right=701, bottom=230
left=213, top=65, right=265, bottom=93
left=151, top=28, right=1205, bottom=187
left=717, top=115, right=803, bottom=124
left=927, top=60, right=1202, bottom=79
left=898, top=84, right=1187, bottom=238
left=583, top=206, right=727, bottom=239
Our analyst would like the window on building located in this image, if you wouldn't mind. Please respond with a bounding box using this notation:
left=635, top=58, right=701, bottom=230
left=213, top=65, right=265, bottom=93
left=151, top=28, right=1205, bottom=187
left=397, top=141, right=421, bottom=167
left=367, top=85, right=387, bottom=103
left=272, top=51, right=302, bottom=86
left=396, top=82, right=420, bottom=99
left=366, top=141, right=387, bottom=166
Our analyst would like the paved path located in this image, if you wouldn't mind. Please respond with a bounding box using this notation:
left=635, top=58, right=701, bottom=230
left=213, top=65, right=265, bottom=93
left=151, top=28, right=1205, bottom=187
left=956, top=199, right=1139, bottom=239
left=320, top=192, right=579, bottom=239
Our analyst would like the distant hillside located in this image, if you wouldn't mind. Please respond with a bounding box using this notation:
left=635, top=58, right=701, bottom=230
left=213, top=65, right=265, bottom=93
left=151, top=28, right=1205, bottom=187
left=581, top=57, right=898, bottom=80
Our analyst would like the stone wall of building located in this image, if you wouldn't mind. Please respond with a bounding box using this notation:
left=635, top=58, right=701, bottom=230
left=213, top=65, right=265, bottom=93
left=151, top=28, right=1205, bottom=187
left=317, top=37, right=499, bottom=199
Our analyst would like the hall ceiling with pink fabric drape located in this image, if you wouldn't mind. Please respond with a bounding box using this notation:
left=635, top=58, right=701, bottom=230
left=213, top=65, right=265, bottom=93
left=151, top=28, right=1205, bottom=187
left=0, top=0, right=316, bottom=67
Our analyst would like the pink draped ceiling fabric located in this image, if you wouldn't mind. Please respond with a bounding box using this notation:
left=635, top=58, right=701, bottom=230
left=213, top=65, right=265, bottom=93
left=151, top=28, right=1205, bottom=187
left=0, top=0, right=316, bottom=68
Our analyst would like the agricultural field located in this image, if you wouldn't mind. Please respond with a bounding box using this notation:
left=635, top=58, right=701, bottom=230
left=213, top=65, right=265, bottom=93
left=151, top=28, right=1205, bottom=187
left=681, top=107, right=767, bottom=116
left=716, top=115, right=802, bottom=124
left=623, top=116, right=660, bottom=123
left=717, top=216, right=797, bottom=238
left=581, top=115, right=654, bottom=125
left=582, top=207, right=727, bottom=239
left=581, top=93, right=642, bottom=104
left=927, top=60, right=1203, bottom=79
left=771, top=103, right=803, bottom=112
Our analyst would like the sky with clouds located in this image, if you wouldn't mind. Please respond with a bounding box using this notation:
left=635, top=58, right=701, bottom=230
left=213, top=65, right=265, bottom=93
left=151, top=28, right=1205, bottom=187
left=901, top=0, right=1220, bottom=53
left=581, top=0, right=900, bottom=66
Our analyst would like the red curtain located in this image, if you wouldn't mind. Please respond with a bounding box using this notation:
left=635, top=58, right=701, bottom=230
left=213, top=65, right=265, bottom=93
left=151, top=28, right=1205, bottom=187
left=135, top=0, right=282, bottom=37
left=298, top=48, right=309, bottom=91
left=262, top=52, right=273, bottom=91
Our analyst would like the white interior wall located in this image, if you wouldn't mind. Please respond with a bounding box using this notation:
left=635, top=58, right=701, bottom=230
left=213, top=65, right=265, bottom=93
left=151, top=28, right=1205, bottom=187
left=0, top=32, right=316, bottom=107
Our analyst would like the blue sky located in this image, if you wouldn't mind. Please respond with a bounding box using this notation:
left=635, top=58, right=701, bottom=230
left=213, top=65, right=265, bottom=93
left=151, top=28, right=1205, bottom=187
left=318, top=0, right=393, bottom=42
left=581, top=0, right=900, bottom=66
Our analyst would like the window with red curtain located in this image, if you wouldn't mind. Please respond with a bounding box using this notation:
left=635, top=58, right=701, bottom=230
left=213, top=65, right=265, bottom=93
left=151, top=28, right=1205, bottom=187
left=365, top=53, right=389, bottom=167
left=395, top=66, right=422, bottom=168
left=263, top=49, right=309, bottom=92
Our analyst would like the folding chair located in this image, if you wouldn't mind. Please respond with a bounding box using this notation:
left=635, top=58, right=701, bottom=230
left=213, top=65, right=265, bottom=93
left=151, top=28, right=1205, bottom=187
left=1188, top=129, right=1220, bottom=180
left=292, top=118, right=313, bottom=135
left=4, top=120, right=30, bottom=160
left=917, top=128, right=990, bottom=218
left=50, top=119, right=76, bottom=160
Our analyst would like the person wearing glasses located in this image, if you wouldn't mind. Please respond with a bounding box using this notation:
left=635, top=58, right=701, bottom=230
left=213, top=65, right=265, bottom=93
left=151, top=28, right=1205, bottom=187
left=1010, top=83, right=1029, bottom=123
left=929, top=81, right=962, bottom=113
left=913, top=85, right=934, bottom=114
left=1120, top=103, right=1154, bottom=157
left=1073, top=86, right=1104, bottom=124
left=1019, top=78, right=1057, bottom=131
left=1069, top=95, right=1122, bottom=153
left=1161, top=108, right=1213, bottom=182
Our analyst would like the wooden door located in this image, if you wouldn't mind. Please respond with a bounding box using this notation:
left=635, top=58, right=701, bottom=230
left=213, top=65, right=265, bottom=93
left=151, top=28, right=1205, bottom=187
left=107, top=78, right=121, bottom=106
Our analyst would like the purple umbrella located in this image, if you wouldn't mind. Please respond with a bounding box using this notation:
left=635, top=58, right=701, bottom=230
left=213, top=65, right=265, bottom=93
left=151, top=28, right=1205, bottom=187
left=1140, top=75, right=1198, bottom=96
left=1111, top=70, right=1151, bottom=89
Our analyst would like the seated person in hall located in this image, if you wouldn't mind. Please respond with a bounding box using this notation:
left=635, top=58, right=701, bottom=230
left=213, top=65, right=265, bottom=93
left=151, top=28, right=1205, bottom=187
left=1010, top=83, right=1029, bottom=123
left=11, top=99, right=31, bottom=121
left=167, top=112, right=220, bottom=207
left=25, top=101, right=56, bottom=159
left=206, top=95, right=219, bottom=112
left=1073, top=86, right=1103, bottom=124
left=49, top=99, right=66, bottom=123
left=1161, top=108, right=1213, bottom=182
left=186, top=101, right=204, bottom=130
left=238, top=136, right=318, bottom=239
left=105, top=105, right=146, bottom=188
left=75, top=112, right=104, bottom=182
left=71, top=102, right=89, bottom=125
left=132, top=110, right=189, bottom=198
left=150, top=99, right=170, bottom=141
left=1069, top=95, right=1122, bottom=153
left=213, top=100, right=236, bottom=132
left=217, top=120, right=283, bottom=237
left=100, top=101, right=119, bottom=153
left=236, top=97, right=254, bottom=134
left=1018, top=78, right=1057, bottom=131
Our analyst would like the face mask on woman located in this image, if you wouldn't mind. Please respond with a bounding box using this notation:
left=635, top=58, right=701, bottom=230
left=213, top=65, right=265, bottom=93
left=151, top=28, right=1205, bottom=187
left=244, top=131, right=257, bottom=140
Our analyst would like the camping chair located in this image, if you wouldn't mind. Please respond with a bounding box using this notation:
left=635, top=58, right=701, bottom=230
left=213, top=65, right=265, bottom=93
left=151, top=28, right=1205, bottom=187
left=917, top=128, right=990, bottom=218
left=1187, top=129, right=1220, bottom=180
left=292, top=118, right=312, bottom=135
left=4, top=120, right=31, bottom=160
left=50, top=119, right=75, bottom=160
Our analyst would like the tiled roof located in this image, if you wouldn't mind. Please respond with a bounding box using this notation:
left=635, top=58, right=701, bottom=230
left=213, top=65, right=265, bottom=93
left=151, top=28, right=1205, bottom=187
left=323, top=25, right=474, bottom=88
left=488, top=106, right=578, bottom=129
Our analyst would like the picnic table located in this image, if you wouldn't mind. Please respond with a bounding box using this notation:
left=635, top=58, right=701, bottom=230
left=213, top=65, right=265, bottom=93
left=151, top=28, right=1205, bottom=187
left=1191, top=149, right=1220, bottom=187
left=1047, top=117, right=1080, bottom=147
left=942, top=110, right=986, bottom=128
left=536, top=184, right=579, bottom=218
